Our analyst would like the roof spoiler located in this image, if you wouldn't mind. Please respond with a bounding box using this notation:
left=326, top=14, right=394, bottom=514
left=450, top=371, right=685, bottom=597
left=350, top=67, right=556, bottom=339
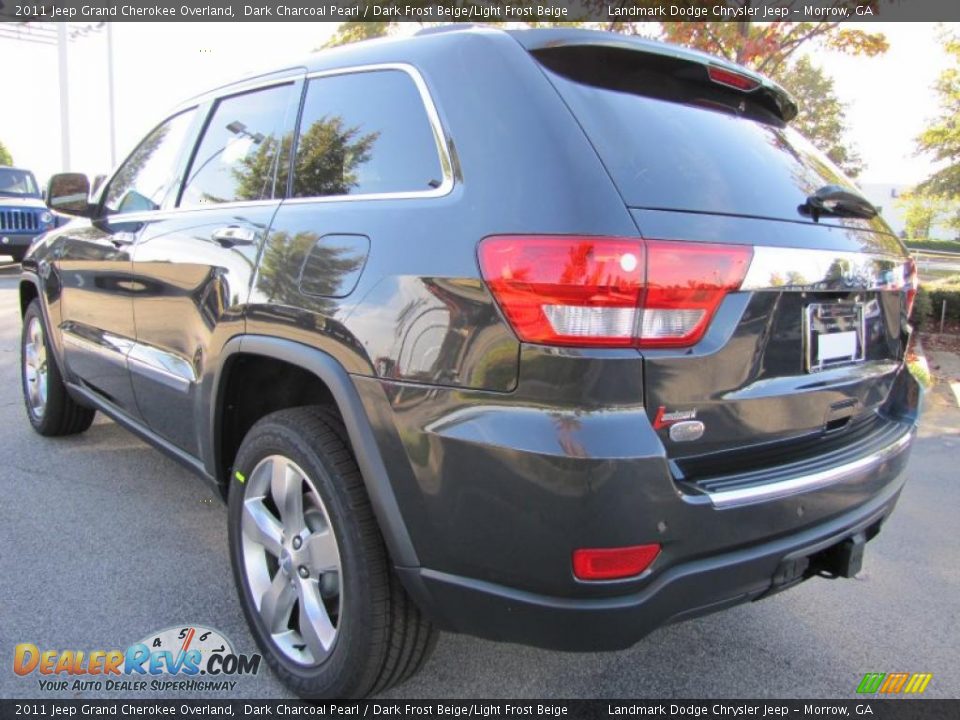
left=509, top=28, right=798, bottom=123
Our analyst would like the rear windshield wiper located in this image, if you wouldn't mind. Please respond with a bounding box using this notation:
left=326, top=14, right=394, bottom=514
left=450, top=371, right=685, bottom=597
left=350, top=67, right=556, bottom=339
left=799, top=185, right=878, bottom=221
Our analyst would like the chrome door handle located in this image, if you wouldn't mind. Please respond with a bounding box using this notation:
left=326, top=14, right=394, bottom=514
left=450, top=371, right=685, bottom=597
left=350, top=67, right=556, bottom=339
left=211, top=226, right=257, bottom=247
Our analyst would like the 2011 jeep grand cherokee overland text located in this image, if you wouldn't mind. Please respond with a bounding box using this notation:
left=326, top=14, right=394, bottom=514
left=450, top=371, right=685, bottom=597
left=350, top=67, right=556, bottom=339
left=20, top=27, right=920, bottom=698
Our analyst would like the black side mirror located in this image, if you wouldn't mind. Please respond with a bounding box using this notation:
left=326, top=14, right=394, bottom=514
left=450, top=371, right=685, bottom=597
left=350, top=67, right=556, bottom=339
left=47, top=173, right=94, bottom=218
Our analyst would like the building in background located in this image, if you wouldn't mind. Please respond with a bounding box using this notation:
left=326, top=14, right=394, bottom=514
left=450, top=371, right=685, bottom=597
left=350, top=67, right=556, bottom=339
left=861, top=183, right=908, bottom=237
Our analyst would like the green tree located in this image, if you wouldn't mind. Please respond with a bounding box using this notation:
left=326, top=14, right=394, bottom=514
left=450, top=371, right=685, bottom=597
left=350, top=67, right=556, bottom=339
left=291, top=117, right=378, bottom=197
left=915, top=31, right=960, bottom=199
left=256, top=230, right=366, bottom=317
left=231, top=114, right=378, bottom=201
left=324, top=21, right=394, bottom=48
left=897, top=191, right=957, bottom=241
left=323, top=10, right=888, bottom=74
left=773, top=57, right=863, bottom=178
left=321, top=13, right=883, bottom=177
left=233, top=134, right=291, bottom=202
left=0, top=140, right=12, bottom=166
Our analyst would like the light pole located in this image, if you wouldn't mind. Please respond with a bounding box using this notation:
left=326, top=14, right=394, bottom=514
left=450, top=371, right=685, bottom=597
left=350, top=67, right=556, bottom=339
left=57, top=23, right=70, bottom=170
left=106, top=23, right=117, bottom=167
left=0, top=21, right=115, bottom=172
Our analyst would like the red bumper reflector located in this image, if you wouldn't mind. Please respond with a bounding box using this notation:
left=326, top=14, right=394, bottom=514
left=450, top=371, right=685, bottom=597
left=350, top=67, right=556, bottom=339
left=572, top=544, right=661, bottom=581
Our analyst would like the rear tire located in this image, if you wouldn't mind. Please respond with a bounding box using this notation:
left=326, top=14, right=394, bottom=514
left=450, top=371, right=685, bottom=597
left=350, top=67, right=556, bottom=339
left=21, top=299, right=95, bottom=436
left=228, top=406, right=436, bottom=698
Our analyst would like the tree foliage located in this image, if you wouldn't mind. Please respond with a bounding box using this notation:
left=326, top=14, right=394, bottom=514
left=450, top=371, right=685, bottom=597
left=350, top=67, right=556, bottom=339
left=291, top=117, right=378, bottom=197
left=322, top=11, right=887, bottom=77
left=915, top=31, right=960, bottom=198
left=256, top=230, right=364, bottom=313
left=320, top=12, right=885, bottom=177
left=653, top=9, right=888, bottom=77
left=324, top=21, right=395, bottom=48
left=230, top=115, right=378, bottom=202
left=0, top=140, right=12, bottom=166
left=897, top=191, right=959, bottom=241
left=233, top=134, right=291, bottom=202
left=773, top=56, right=863, bottom=178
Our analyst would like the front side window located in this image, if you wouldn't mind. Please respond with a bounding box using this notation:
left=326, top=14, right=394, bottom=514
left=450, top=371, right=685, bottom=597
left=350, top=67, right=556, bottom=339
left=180, top=83, right=295, bottom=207
left=292, top=70, right=443, bottom=198
left=104, top=110, right=196, bottom=215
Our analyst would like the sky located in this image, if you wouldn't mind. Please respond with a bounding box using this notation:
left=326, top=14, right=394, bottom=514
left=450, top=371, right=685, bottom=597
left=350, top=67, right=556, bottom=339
left=0, top=21, right=952, bottom=188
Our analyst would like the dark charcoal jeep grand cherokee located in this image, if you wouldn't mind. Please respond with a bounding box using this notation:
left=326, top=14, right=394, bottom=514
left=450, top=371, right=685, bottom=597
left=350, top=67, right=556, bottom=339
left=20, top=27, right=920, bottom=697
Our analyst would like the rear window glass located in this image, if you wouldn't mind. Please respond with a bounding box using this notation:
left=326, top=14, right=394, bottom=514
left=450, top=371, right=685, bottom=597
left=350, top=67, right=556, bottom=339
left=292, top=70, right=443, bottom=198
left=537, top=48, right=852, bottom=222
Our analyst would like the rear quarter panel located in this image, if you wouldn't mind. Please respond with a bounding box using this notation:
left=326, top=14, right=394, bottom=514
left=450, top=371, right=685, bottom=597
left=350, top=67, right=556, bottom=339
left=245, top=30, right=640, bottom=391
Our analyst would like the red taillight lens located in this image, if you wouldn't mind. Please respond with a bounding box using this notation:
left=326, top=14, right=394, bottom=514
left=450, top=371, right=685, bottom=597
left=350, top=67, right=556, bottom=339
left=478, top=236, right=645, bottom=347
left=641, top=240, right=753, bottom=348
left=904, top=257, right=918, bottom=317
left=707, top=65, right=760, bottom=92
left=572, top=544, right=661, bottom=581
left=478, top=236, right=752, bottom=349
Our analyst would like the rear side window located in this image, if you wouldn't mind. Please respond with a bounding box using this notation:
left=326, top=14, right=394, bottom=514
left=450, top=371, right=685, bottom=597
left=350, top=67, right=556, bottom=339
left=292, top=70, right=443, bottom=198
left=536, top=47, right=852, bottom=222
left=180, top=83, right=295, bottom=207
left=105, top=109, right=195, bottom=215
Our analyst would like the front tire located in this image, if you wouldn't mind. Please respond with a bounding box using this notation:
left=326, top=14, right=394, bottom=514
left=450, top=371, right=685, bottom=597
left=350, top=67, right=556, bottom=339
left=21, top=300, right=95, bottom=436
left=228, top=406, right=436, bottom=698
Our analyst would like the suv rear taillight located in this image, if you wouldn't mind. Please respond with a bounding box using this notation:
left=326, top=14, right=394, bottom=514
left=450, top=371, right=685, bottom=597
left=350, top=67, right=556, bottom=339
left=478, top=235, right=752, bottom=349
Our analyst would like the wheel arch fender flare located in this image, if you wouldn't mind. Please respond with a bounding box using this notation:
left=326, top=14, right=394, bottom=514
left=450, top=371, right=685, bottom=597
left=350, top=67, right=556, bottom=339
left=19, top=271, right=69, bottom=379
left=212, top=335, right=420, bottom=568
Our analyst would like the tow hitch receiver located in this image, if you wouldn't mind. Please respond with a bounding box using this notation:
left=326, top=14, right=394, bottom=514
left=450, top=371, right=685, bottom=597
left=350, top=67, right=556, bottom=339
left=769, top=530, right=871, bottom=597
left=813, top=532, right=867, bottom=579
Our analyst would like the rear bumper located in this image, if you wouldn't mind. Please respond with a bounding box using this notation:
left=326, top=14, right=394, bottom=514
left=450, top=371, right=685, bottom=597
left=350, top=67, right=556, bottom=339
left=355, top=361, right=919, bottom=649
left=400, top=450, right=909, bottom=651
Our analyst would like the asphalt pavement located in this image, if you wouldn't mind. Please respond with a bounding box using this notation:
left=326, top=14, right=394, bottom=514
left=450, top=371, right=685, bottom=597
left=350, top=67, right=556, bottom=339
left=1, top=258, right=958, bottom=700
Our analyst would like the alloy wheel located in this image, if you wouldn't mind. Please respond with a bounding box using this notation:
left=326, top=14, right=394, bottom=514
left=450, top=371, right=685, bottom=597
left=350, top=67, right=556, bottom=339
left=23, top=316, right=48, bottom=419
left=240, top=454, right=343, bottom=665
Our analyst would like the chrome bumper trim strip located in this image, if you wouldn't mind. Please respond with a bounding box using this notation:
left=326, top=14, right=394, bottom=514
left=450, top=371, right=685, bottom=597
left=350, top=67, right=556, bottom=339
left=707, top=428, right=913, bottom=508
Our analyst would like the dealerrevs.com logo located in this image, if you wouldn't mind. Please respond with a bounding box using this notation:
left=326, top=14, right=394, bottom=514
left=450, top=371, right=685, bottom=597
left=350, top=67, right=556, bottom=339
left=13, top=625, right=261, bottom=693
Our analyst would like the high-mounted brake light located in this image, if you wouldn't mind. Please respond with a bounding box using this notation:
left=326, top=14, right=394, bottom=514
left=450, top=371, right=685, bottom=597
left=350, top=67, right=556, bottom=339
left=904, top=257, right=918, bottom=317
left=573, top=544, right=661, bottom=581
left=707, top=65, right=760, bottom=92
left=478, top=236, right=752, bottom=349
